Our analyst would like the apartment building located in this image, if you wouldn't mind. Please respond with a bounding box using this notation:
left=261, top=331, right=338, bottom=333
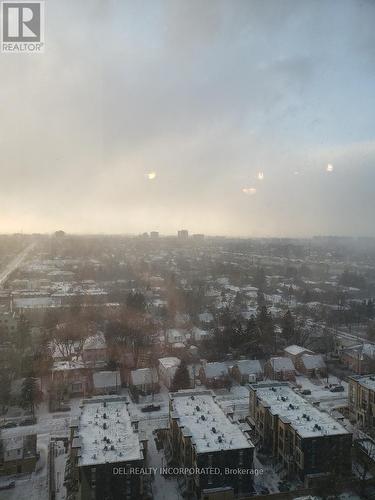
left=348, top=375, right=375, bottom=428
left=166, top=390, right=254, bottom=499
left=67, top=397, right=148, bottom=500
left=249, top=382, right=352, bottom=482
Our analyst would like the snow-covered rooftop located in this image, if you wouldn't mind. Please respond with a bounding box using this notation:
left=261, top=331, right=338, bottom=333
left=203, top=362, right=229, bottom=379
left=351, top=374, right=375, bottom=392
left=284, top=345, right=312, bottom=356
left=232, top=359, right=262, bottom=375
left=75, top=398, right=144, bottom=467
left=158, top=357, right=181, bottom=369
left=170, top=390, right=253, bottom=453
left=301, top=354, right=326, bottom=370
left=253, top=383, right=350, bottom=439
left=83, top=333, right=106, bottom=351
left=269, top=356, right=295, bottom=372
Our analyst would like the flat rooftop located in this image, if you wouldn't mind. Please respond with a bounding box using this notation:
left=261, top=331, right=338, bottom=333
left=252, top=382, right=350, bottom=439
left=170, top=390, right=253, bottom=454
left=350, top=374, right=375, bottom=392
left=74, top=398, right=143, bottom=467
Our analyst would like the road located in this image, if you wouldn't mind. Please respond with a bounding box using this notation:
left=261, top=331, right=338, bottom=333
left=325, top=325, right=375, bottom=346
left=0, top=242, right=35, bottom=289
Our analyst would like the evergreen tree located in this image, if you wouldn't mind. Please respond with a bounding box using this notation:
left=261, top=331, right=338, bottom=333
left=21, top=376, right=39, bottom=417
left=281, top=310, right=295, bottom=343
left=171, top=360, right=191, bottom=391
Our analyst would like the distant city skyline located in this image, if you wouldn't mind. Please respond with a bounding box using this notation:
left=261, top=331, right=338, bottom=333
left=1, top=0, right=375, bottom=237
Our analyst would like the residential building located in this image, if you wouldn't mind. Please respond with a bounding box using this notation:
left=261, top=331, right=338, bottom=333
left=249, top=382, right=352, bottom=482
left=166, top=390, right=254, bottom=498
left=348, top=375, right=375, bottom=427
left=130, top=367, right=159, bottom=395
left=92, top=371, right=121, bottom=395
left=341, top=344, right=375, bottom=375
left=199, top=362, right=230, bottom=389
left=299, top=354, right=327, bottom=378
left=264, top=357, right=296, bottom=381
left=230, top=360, right=263, bottom=384
left=177, top=230, right=189, bottom=240
left=67, top=397, right=148, bottom=500
left=158, top=357, right=181, bottom=389
left=284, top=345, right=314, bottom=369
left=82, top=333, right=108, bottom=369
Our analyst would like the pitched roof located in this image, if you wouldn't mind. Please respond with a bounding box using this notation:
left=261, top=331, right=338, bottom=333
left=233, top=359, right=262, bottom=375
left=204, top=362, right=229, bottom=378
left=269, top=356, right=295, bottom=372
left=301, top=354, right=326, bottom=370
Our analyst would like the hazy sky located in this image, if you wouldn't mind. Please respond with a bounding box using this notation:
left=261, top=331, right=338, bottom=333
left=1, top=0, right=375, bottom=237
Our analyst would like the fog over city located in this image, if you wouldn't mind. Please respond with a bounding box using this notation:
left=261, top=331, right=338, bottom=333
left=1, top=0, right=375, bottom=236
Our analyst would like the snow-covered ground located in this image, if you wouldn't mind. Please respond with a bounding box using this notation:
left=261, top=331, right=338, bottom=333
left=295, top=374, right=348, bottom=411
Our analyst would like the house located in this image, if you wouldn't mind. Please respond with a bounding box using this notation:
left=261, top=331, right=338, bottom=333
left=231, top=360, right=263, bottom=384
left=165, top=329, right=187, bottom=346
left=284, top=345, right=314, bottom=370
left=265, top=357, right=296, bottom=381
left=299, top=354, right=327, bottom=378
left=158, top=357, right=181, bottom=389
left=191, top=327, right=211, bottom=343
left=0, top=434, right=37, bottom=475
left=92, top=370, right=121, bottom=395
left=248, top=382, right=352, bottom=482
left=166, top=390, right=254, bottom=498
left=82, top=333, right=107, bottom=368
left=198, top=312, right=214, bottom=326
left=199, top=361, right=230, bottom=388
left=340, top=344, right=375, bottom=374
left=50, top=360, right=89, bottom=398
left=130, top=367, right=159, bottom=395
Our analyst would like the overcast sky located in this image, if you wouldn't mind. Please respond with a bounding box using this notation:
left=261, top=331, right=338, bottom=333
left=1, top=0, right=375, bottom=237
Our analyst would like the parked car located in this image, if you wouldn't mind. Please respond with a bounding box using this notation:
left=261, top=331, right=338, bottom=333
left=141, top=404, right=161, bottom=413
left=330, top=385, right=345, bottom=392
left=0, top=480, right=16, bottom=491
left=19, top=417, right=36, bottom=426
left=301, top=389, right=311, bottom=395
left=0, top=421, right=17, bottom=429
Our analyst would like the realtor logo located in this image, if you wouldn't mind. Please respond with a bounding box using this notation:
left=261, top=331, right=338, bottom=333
left=1, top=1, right=45, bottom=53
